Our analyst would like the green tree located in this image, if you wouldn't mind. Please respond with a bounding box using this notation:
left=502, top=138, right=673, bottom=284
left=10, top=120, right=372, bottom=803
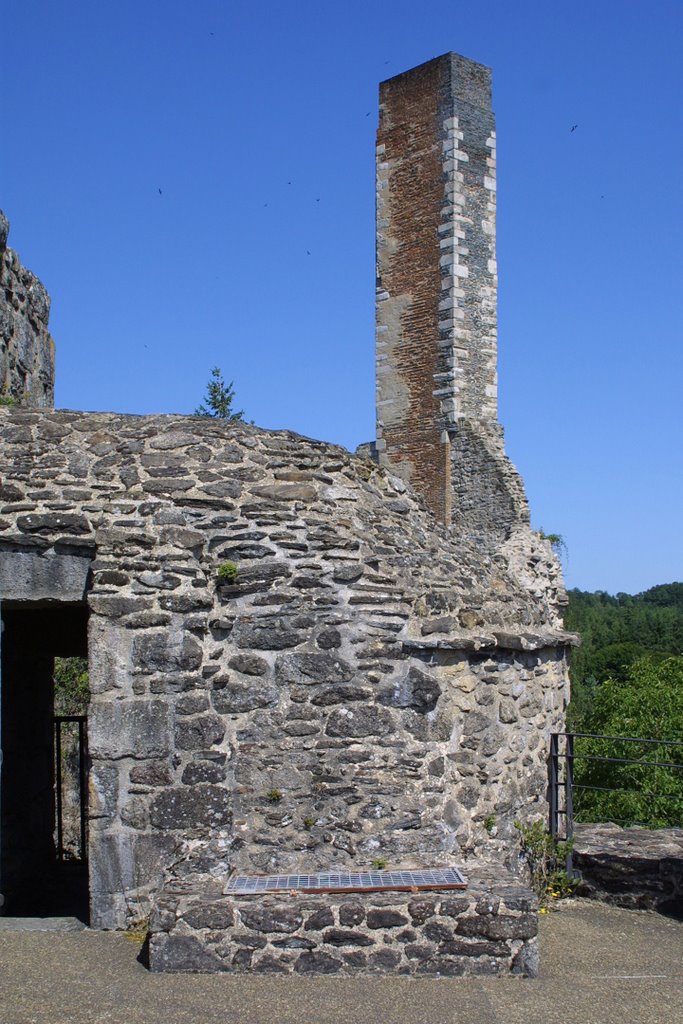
left=54, top=656, right=89, bottom=715
left=565, top=583, right=683, bottom=729
left=573, top=656, right=683, bottom=828
left=194, top=367, right=244, bottom=420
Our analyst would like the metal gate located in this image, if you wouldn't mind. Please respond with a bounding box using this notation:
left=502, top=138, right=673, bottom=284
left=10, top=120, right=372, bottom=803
left=54, top=715, right=88, bottom=863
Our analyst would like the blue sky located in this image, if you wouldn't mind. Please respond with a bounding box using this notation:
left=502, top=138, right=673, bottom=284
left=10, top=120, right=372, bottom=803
left=3, top=0, right=682, bottom=596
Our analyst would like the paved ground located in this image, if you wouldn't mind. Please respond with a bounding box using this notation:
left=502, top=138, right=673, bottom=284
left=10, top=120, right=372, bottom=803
left=0, top=900, right=681, bottom=1024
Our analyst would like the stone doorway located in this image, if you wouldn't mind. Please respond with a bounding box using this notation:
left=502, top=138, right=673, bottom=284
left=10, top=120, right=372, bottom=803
left=0, top=601, right=89, bottom=921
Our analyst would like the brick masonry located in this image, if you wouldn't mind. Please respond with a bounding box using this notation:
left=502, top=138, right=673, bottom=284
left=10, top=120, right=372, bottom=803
left=375, top=54, right=530, bottom=542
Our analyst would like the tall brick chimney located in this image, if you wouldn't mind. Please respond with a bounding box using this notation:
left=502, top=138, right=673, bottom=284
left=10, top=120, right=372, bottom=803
left=376, top=54, right=523, bottom=534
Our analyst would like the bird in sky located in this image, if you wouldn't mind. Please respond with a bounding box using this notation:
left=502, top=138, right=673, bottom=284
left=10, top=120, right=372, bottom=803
left=158, top=188, right=162, bottom=195
left=570, top=125, right=578, bottom=132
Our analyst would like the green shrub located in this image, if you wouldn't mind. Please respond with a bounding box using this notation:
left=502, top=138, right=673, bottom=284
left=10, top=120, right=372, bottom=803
left=515, top=819, right=576, bottom=910
left=572, top=656, right=683, bottom=827
left=217, top=561, right=238, bottom=583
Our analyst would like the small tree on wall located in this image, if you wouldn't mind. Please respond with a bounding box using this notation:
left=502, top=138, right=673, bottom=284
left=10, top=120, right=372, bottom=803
left=194, top=367, right=245, bottom=421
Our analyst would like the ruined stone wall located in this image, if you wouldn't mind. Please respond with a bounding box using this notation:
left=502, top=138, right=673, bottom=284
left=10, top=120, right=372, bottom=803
left=0, top=212, right=55, bottom=408
left=450, top=420, right=530, bottom=542
left=0, top=409, right=575, bottom=928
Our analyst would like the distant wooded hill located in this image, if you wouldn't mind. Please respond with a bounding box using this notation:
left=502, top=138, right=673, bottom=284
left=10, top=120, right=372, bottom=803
left=565, top=582, right=683, bottom=727
left=564, top=584, right=683, bottom=827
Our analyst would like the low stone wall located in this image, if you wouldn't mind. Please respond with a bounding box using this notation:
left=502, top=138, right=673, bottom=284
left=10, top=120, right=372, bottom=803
left=573, top=823, right=683, bottom=917
left=148, top=866, right=538, bottom=976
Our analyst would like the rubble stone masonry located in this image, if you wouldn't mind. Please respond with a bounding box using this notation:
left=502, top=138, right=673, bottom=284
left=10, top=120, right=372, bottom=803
left=0, top=409, right=575, bottom=935
left=0, top=212, right=55, bottom=408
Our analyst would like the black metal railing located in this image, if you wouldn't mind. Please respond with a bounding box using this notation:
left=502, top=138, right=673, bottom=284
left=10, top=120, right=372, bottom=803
left=54, top=715, right=88, bottom=863
left=549, top=731, right=683, bottom=870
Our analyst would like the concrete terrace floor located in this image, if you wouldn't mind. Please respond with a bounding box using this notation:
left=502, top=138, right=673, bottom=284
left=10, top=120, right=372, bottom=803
left=0, top=900, right=681, bottom=1024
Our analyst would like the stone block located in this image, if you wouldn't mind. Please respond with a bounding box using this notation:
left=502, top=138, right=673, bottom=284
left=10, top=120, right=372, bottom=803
left=183, top=902, right=235, bottom=930
left=456, top=912, right=537, bottom=940
left=89, top=700, right=171, bottom=758
left=339, top=903, right=365, bottom=926
left=133, top=632, right=202, bottom=673
left=88, top=760, right=119, bottom=823
left=129, top=762, right=172, bottom=787
left=181, top=761, right=227, bottom=785
left=366, top=909, right=408, bottom=929
left=252, top=954, right=290, bottom=973
left=369, top=948, right=401, bottom=969
left=89, top=833, right=178, bottom=925
left=239, top=906, right=303, bottom=934
left=17, top=512, right=90, bottom=535
left=294, top=952, right=342, bottom=974
left=0, top=549, right=91, bottom=602
left=275, top=652, right=354, bottom=686
left=212, top=676, right=279, bottom=714
left=408, top=898, right=436, bottom=923
left=325, top=706, right=394, bottom=738
left=228, top=654, right=270, bottom=676
left=232, top=617, right=305, bottom=650
left=174, top=713, right=225, bottom=750
left=304, top=907, right=334, bottom=931
left=251, top=483, right=318, bottom=502
left=149, top=934, right=227, bottom=972
left=323, top=928, right=375, bottom=947
left=149, top=784, right=231, bottom=830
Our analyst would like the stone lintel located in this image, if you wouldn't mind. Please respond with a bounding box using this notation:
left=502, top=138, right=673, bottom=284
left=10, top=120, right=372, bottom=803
left=403, top=631, right=580, bottom=654
left=0, top=548, right=92, bottom=603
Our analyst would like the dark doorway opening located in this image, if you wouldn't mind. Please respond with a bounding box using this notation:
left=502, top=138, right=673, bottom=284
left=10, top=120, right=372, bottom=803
left=1, top=602, right=89, bottom=921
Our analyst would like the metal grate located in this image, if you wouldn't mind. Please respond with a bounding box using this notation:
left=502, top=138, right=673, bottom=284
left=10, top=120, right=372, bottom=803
left=224, top=867, right=467, bottom=895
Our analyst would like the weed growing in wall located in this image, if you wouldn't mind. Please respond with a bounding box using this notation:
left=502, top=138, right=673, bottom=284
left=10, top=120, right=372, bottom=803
left=217, top=561, right=238, bottom=583
left=515, top=819, right=576, bottom=910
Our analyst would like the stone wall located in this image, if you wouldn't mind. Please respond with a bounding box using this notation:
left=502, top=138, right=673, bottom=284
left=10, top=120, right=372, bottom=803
left=573, top=823, right=683, bottom=917
left=148, top=865, right=539, bottom=976
left=450, top=420, right=530, bottom=543
left=0, top=408, right=576, bottom=929
left=0, top=211, right=55, bottom=408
